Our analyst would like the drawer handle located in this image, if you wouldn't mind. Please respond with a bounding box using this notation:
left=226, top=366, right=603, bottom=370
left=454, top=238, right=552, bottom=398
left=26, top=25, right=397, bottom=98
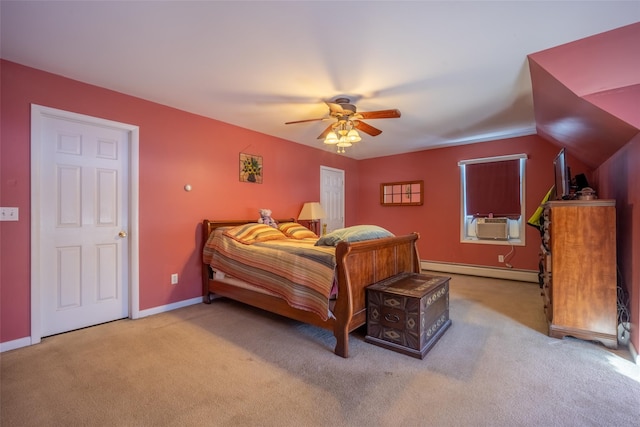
left=384, top=313, right=400, bottom=323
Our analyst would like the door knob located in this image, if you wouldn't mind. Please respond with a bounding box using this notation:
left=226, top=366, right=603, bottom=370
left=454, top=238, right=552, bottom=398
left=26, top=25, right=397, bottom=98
left=118, top=231, right=127, bottom=238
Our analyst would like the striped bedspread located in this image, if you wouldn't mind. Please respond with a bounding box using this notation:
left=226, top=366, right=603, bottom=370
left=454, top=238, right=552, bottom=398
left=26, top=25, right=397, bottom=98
left=203, top=229, right=337, bottom=320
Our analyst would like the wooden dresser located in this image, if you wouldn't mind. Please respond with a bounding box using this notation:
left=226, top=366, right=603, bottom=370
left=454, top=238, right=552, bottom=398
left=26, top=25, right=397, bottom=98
left=540, top=200, right=617, bottom=348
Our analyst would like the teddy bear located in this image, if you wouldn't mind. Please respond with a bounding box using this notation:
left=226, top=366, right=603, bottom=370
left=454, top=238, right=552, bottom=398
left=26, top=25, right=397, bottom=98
left=257, top=208, right=278, bottom=228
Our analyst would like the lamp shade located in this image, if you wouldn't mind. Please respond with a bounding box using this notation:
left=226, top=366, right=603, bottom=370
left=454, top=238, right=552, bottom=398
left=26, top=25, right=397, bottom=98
left=298, top=202, right=326, bottom=221
left=347, top=129, right=361, bottom=142
left=324, top=131, right=339, bottom=145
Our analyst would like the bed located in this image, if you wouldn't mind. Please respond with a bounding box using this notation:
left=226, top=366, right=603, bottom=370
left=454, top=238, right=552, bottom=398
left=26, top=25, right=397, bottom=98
left=201, top=219, right=420, bottom=358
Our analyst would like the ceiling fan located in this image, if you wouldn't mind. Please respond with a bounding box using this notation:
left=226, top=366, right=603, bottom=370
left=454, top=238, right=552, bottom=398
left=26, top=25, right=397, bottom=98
left=285, top=97, right=401, bottom=152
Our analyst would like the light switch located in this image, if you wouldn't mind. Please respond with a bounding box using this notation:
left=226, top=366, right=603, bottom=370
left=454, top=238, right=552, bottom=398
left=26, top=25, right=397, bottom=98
left=0, top=207, right=19, bottom=221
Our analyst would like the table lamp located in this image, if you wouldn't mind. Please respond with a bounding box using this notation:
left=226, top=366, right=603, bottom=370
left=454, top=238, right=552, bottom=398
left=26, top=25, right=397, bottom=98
left=298, top=202, right=326, bottom=235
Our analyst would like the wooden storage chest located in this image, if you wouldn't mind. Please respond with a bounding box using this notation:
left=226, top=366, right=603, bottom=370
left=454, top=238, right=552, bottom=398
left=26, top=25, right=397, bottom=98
left=365, top=273, right=451, bottom=358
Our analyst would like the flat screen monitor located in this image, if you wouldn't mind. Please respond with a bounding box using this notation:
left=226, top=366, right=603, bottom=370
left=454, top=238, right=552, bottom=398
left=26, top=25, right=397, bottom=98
left=553, top=148, right=570, bottom=200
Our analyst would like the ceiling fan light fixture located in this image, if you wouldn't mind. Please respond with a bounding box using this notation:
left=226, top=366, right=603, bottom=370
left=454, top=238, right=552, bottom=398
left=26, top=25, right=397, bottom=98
left=324, top=131, right=339, bottom=144
left=347, top=129, right=361, bottom=143
left=287, top=98, right=400, bottom=153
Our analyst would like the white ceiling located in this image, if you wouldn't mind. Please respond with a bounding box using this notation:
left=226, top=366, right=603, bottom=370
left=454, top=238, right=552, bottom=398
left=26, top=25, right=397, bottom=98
left=2, top=1, right=639, bottom=159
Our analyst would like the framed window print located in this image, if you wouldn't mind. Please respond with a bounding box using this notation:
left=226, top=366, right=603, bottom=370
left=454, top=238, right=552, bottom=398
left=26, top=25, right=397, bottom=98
left=380, top=180, right=423, bottom=206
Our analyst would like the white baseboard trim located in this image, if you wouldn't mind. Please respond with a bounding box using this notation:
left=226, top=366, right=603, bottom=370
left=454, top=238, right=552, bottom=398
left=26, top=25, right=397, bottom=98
left=137, top=296, right=202, bottom=318
left=421, top=260, right=539, bottom=283
left=1, top=297, right=203, bottom=353
left=0, top=336, right=32, bottom=353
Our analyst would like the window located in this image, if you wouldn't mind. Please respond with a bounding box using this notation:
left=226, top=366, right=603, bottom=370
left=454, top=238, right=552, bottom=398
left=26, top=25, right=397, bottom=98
left=459, top=154, right=527, bottom=245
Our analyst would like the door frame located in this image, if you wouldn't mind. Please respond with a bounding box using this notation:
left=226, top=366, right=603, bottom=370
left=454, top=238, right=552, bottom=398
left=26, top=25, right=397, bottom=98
left=30, top=104, right=140, bottom=344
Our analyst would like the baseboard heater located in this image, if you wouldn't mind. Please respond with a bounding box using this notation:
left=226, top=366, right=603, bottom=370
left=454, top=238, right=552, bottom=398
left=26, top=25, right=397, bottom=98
left=476, top=217, right=509, bottom=240
left=420, top=260, right=539, bottom=283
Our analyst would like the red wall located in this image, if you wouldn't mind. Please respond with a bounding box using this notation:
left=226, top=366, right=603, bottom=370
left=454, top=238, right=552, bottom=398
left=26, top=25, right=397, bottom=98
left=595, top=133, right=640, bottom=353
left=0, top=60, right=359, bottom=342
left=357, top=136, right=591, bottom=269
left=0, top=60, right=595, bottom=346
left=528, top=23, right=640, bottom=355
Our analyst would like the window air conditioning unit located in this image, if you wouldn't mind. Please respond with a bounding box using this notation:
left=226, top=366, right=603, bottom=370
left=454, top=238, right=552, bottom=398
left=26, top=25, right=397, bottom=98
left=476, top=218, right=509, bottom=240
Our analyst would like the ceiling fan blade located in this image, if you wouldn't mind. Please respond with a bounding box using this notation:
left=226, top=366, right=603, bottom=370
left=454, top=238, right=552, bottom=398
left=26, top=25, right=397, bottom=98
left=317, top=124, right=335, bottom=140
left=353, top=120, right=383, bottom=136
left=355, top=109, right=401, bottom=120
left=284, top=117, right=328, bottom=125
left=326, top=102, right=345, bottom=115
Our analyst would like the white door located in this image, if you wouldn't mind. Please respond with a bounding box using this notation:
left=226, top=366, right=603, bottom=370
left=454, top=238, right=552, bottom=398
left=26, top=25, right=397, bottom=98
left=320, top=166, right=345, bottom=234
left=36, top=111, right=130, bottom=337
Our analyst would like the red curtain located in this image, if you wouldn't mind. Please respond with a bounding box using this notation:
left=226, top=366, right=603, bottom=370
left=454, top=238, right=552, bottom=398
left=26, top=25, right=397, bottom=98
left=465, top=159, right=520, bottom=219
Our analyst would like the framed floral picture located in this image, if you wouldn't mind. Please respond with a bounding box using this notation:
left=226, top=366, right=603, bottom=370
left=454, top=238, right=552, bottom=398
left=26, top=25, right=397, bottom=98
left=239, top=153, right=263, bottom=184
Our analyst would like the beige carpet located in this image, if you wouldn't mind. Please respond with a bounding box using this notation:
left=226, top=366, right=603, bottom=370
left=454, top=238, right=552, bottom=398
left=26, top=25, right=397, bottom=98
left=2, top=274, right=639, bottom=426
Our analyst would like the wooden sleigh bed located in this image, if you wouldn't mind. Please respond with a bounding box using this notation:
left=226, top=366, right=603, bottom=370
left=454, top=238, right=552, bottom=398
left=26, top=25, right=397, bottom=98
left=201, top=219, right=420, bottom=358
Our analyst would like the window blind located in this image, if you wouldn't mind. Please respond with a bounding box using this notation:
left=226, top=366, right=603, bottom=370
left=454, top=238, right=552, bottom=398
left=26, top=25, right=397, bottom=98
left=465, top=159, right=520, bottom=219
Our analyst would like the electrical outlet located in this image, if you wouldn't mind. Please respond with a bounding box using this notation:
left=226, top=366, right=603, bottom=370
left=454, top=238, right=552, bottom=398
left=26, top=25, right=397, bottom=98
left=171, top=273, right=178, bottom=285
left=498, top=255, right=504, bottom=263
left=0, top=207, right=19, bottom=221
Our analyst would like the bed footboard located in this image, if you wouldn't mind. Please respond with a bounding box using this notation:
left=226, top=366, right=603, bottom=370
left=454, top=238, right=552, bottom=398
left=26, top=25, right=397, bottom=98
left=332, top=233, right=420, bottom=357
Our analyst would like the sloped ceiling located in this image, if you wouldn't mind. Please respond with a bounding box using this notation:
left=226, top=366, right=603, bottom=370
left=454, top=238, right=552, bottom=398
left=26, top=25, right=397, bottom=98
left=1, top=1, right=639, bottom=160
left=528, top=23, right=640, bottom=169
